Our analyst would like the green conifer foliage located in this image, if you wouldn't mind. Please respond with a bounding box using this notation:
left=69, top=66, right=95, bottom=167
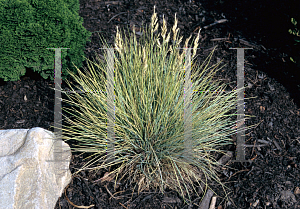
left=0, top=0, right=92, bottom=81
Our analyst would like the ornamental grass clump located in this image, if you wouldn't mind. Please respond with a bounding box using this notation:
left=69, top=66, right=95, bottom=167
left=50, top=6, right=257, bottom=204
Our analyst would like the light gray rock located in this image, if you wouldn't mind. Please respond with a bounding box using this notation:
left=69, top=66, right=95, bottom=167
left=0, top=127, right=72, bottom=209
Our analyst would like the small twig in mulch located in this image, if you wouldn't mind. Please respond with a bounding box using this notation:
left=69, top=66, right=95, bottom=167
left=119, top=202, right=129, bottom=209
left=294, top=137, right=300, bottom=145
left=108, top=12, right=128, bottom=23
left=203, top=19, right=228, bottom=29
left=64, top=183, right=95, bottom=208
left=108, top=9, right=137, bottom=23
left=105, top=184, right=119, bottom=200
left=228, top=169, right=250, bottom=181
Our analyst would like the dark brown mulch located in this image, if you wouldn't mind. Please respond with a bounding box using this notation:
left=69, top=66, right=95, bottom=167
left=1, top=0, right=300, bottom=208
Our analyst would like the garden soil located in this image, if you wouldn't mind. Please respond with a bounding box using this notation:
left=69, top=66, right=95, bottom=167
left=1, top=0, right=300, bottom=208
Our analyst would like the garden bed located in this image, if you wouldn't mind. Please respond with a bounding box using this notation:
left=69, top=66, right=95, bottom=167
left=0, top=0, right=300, bottom=208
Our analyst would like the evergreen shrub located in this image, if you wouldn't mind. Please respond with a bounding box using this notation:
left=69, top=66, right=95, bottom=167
left=0, top=0, right=92, bottom=81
